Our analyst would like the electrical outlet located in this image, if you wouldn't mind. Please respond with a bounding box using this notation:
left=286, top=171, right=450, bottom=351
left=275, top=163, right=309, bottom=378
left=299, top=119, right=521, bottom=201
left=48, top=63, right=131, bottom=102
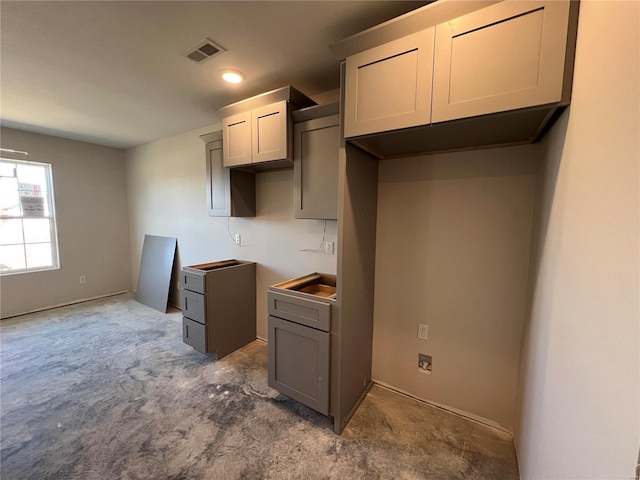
left=325, top=241, right=335, bottom=255
left=234, top=234, right=241, bottom=246
left=79, top=275, right=86, bottom=284
left=418, top=323, right=429, bottom=340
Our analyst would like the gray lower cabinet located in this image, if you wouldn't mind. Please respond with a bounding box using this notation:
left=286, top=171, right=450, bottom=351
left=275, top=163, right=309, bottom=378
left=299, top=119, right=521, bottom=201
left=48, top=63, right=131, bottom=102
left=181, top=260, right=256, bottom=359
left=267, top=273, right=336, bottom=417
left=268, top=315, right=330, bottom=415
left=293, top=103, right=340, bottom=220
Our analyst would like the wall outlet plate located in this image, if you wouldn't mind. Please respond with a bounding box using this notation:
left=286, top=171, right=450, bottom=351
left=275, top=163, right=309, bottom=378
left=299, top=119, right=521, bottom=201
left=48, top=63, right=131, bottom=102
left=325, top=241, right=335, bottom=255
left=418, top=323, right=429, bottom=340
left=234, top=234, right=241, bottom=246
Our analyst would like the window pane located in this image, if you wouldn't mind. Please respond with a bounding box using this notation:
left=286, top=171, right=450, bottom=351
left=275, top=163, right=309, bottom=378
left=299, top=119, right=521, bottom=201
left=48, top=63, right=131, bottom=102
left=26, top=243, right=52, bottom=269
left=0, top=219, right=24, bottom=245
left=16, top=164, right=46, bottom=188
left=23, top=218, right=50, bottom=243
left=0, top=244, right=26, bottom=271
left=0, top=177, right=20, bottom=215
left=0, top=162, right=17, bottom=177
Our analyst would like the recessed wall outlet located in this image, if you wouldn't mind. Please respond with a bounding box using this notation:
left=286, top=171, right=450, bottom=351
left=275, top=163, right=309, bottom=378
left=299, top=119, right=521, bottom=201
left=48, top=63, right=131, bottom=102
left=79, top=275, right=87, bottom=284
left=418, top=323, right=429, bottom=340
left=325, top=241, right=335, bottom=255
left=234, top=234, right=241, bottom=246
left=418, top=353, right=432, bottom=374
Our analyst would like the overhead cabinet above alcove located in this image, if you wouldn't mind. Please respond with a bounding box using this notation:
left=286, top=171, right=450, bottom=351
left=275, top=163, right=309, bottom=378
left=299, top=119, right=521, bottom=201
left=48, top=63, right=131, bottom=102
left=217, top=86, right=316, bottom=171
left=331, top=0, right=580, bottom=159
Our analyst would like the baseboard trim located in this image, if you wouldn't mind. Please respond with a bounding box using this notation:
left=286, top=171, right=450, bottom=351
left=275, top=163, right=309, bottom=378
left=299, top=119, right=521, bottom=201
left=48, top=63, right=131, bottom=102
left=372, top=379, right=512, bottom=434
left=1, top=291, right=131, bottom=320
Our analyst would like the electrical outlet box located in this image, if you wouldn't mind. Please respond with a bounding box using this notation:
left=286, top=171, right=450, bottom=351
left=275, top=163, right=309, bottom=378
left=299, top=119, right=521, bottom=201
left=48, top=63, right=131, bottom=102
left=418, top=323, right=429, bottom=340
left=418, top=353, right=432, bottom=374
left=325, top=241, right=335, bottom=255
left=79, top=275, right=87, bottom=284
left=234, top=234, right=241, bottom=246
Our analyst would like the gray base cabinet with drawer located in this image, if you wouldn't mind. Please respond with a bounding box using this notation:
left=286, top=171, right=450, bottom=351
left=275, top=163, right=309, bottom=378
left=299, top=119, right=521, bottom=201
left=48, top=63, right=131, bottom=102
left=181, top=259, right=256, bottom=359
left=267, top=273, right=336, bottom=418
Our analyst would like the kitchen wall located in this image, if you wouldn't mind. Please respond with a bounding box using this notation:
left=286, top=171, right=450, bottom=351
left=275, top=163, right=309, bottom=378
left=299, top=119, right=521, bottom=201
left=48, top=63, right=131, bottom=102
left=515, top=1, right=640, bottom=478
left=0, top=127, right=131, bottom=318
left=124, top=120, right=338, bottom=340
left=373, top=144, right=541, bottom=430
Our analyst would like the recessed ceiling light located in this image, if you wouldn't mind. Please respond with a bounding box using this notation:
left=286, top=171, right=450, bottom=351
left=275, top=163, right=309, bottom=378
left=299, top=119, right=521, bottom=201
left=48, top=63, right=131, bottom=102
left=221, top=70, right=245, bottom=84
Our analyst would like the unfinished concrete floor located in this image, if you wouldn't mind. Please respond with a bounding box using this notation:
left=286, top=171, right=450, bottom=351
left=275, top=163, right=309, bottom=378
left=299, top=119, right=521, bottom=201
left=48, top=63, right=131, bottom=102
left=0, top=294, right=519, bottom=479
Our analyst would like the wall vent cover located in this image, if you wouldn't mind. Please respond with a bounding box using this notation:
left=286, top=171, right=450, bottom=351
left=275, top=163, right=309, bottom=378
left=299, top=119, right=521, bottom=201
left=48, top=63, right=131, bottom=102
left=183, top=38, right=226, bottom=64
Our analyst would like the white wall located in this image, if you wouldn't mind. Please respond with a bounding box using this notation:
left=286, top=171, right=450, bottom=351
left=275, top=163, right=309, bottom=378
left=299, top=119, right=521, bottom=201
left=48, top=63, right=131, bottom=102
left=373, top=145, right=540, bottom=430
left=0, top=128, right=131, bottom=318
left=124, top=123, right=337, bottom=340
left=515, top=1, right=640, bottom=478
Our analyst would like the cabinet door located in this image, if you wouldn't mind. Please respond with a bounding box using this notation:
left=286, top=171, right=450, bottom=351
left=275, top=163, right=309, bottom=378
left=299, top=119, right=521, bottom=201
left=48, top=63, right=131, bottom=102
left=223, top=111, right=252, bottom=167
left=432, top=1, right=572, bottom=123
left=206, top=140, right=231, bottom=216
left=268, top=315, right=330, bottom=415
left=294, top=114, right=339, bottom=220
left=344, top=28, right=435, bottom=138
left=251, top=100, right=289, bottom=164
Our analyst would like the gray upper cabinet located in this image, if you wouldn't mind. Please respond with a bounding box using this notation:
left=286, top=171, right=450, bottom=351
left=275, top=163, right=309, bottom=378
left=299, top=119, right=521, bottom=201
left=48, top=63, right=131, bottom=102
left=333, top=0, right=579, bottom=158
left=202, top=131, right=255, bottom=217
left=344, top=29, right=435, bottom=138
left=222, top=101, right=288, bottom=167
left=218, top=86, right=316, bottom=170
left=293, top=104, right=339, bottom=220
left=432, top=0, right=574, bottom=123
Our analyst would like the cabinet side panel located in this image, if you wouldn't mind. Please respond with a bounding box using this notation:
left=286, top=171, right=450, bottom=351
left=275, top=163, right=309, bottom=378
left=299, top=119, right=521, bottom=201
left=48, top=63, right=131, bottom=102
left=335, top=143, right=378, bottom=432
left=207, top=263, right=256, bottom=358
left=229, top=170, right=256, bottom=217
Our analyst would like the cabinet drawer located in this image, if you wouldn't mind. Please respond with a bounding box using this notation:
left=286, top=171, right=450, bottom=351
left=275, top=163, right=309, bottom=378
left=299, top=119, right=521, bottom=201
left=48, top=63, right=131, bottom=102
left=268, top=291, right=331, bottom=332
left=182, top=270, right=205, bottom=294
left=183, top=317, right=207, bottom=353
left=268, top=316, right=329, bottom=415
left=182, top=289, right=206, bottom=324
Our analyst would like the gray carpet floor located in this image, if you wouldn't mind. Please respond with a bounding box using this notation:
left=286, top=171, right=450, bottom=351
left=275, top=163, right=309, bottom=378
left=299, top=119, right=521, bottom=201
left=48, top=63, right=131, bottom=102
left=0, top=293, right=519, bottom=479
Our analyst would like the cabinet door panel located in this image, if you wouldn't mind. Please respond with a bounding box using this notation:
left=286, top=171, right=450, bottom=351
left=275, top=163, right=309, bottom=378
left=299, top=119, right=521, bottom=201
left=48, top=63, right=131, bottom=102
left=183, top=317, right=207, bottom=353
left=344, top=28, right=434, bottom=138
left=252, top=100, right=288, bottom=163
left=268, top=316, right=329, bottom=415
left=223, top=111, right=252, bottom=167
left=294, top=115, right=339, bottom=220
left=432, top=1, right=571, bottom=123
left=206, top=140, right=231, bottom=216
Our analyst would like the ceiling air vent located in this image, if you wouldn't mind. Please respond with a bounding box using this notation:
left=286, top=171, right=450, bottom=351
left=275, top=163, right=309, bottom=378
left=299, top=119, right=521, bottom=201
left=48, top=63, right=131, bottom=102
left=183, top=38, right=226, bottom=64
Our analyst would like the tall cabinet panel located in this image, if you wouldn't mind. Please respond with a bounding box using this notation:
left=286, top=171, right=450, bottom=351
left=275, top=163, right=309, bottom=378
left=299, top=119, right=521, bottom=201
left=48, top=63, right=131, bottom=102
left=202, top=131, right=255, bottom=217
left=293, top=104, right=339, bottom=220
left=432, top=0, right=575, bottom=123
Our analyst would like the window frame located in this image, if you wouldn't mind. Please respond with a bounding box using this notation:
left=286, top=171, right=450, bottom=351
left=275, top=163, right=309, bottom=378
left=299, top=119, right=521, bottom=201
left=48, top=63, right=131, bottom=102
left=0, top=156, right=60, bottom=276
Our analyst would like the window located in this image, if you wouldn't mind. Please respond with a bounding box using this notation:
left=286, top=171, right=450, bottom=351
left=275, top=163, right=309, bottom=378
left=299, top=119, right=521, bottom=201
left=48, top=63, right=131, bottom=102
left=0, top=155, right=59, bottom=274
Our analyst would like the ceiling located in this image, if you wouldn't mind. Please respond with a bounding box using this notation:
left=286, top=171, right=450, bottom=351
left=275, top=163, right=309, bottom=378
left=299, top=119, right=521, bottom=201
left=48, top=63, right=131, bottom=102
left=0, top=1, right=428, bottom=150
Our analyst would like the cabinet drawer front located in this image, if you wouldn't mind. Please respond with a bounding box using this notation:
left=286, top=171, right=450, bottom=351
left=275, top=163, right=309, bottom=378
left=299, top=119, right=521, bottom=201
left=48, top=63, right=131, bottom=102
left=344, top=28, right=434, bottom=138
left=183, top=317, right=207, bottom=353
left=432, top=0, right=572, bottom=123
left=268, top=291, right=330, bottom=332
left=182, top=270, right=205, bottom=294
left=268, top=316, right=330, bottom=415
left=182, top=289, right=206, bottom=324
